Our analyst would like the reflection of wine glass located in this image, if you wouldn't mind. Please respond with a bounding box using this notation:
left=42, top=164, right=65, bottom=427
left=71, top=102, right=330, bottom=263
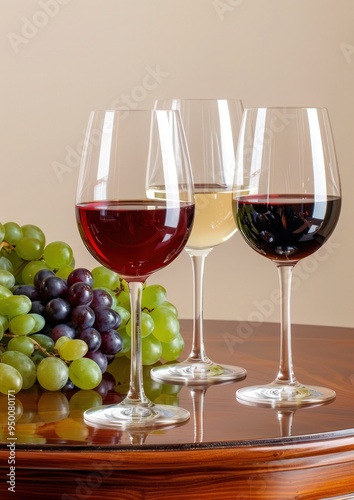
left=76, top=109, right=195, bottom=428
left=233, top=107, right=341, bottom=407
left=151, top=99, right=247, bottom=385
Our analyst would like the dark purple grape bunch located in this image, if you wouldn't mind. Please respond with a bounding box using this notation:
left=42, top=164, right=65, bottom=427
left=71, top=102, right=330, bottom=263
left=29, top=268, right=123, bottom=373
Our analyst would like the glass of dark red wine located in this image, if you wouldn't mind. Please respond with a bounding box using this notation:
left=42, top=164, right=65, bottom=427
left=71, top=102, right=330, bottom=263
left=233, top=107, right=341, bottom=407
left=75, top=109, right=195, bottom=428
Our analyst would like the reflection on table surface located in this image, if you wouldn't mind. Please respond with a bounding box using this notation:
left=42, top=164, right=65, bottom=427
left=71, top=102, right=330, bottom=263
left=1, top=320, right=354, bottom=449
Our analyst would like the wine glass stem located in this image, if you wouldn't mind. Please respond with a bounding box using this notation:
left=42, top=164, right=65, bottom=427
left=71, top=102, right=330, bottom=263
left=126, top=281, right=149, bottom=405
left=187, top=251, right=211, bottom=363
left=275, top=264, right=296, bottom=385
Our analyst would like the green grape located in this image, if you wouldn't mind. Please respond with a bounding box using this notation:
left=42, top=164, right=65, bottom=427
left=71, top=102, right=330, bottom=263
left=55, top=265, right=74, bottom=279
left=161, top=332, right=184, bottom=361
left=21, top=224, right=46, bottom=246
left=125, top=312, right=154, bottom=339
left=69, top=358, right=102, bottom=390
left=31, top=352, right=46, bottom=366
left=161, top=301, right=178, bottom=316
left=29, top=313, right=46, bottom=334
left=115, top=305, right=130, bottom=330
left=0, top=284, right=12, bottom=299
left=37, top=391, right=69, bottom=423
left=114, top=328, right=131, bottom=355
left=4, top=222, right=23, bottom=245
left=149, top=306, right=180, bottom=342
left=69, top=390, right=102, bottom=417
left=0, top=256, right=14, bottom=273
left=141, top=334, right=162, bottom=365
left=37, top=357, right=69, bottom=391
left=1, top=350, right=37, bottom=390
left=54, top=417, right=89, bottom=441
left=54, top=336, right=70, bottom=351
left=21, top=260, right=49, bottom=285
left=8, top=336, right=35, bottom=356
left=15, top=237, right=44, bottom=261
left=0, top=363, right=23, bottom=394
left=59, top=339, right=88, bottom=361
left=0, top=295, right=32, bottom=316
left=142, top=284, right=167, bottom=309
left=0, top=323, right=3, bottom=341
left=0, top=269, right=15, bottom=289
left=0, top=223, right=5, bottom=243
left=116, top=290, right=130, bottom=309
left=43, top=241, right=74, bottom=269
left=9, top=314, right=36, bottom=335
left=30, top=334, right=55, bottom=353
left=106, top=355, right=130, bottom=385
left=91, top=266, right=120, bottom=289
left=4, top=251, right=23, bottom=273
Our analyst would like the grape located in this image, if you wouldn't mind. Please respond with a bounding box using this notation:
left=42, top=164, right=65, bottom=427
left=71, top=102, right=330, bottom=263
left=116, top=290, right=130, bottom=309
left=37, top=391, right=69, bottom=423
left=69, top=358, right=102, bottom=390
left=0, top=223, right=4, bottom=243
left=50, top=323, right=76, bottom=342
left=85, top=350, right=108, bottom=373
left=91, top=266, right=120, bottom=289
left=1, top=350, right=37, bottom=390
left=0, top=295, right=32, bottom=316
left=15, top=237, right=44, bottom=261
left=59, top=339, right=88, bottom=361
left=54, top=417, right=89, bottom=441
left=161, top=332, right=184, bottom=361
left=76, top=327, right=101, bottom=352
left=71, top=305, right=95, bottom=329
left=0, top=363, right=23, bottom=394
left=21, top=224, right=46, bottom=246
left=141, top=335, right=162, bottom=365
left=126, top=312, right=154, bottom=338
left=13, top=284, right=40, bottom=301
left=37, top=357, right=69, bottom=391
left=8, top=336, right=35, bottom=356
left=0, top=284, right=12, bottom=299
left=39, top=275, right=68, bottom=301
left=67, top=268, right=93, bottom=287
left=54, top=335, right=71, bottom=351
left=44, top=298, right=71, bottom=324
left=30, top=300, right=45, bottom=315
left=55, top=265, right=74, bottom=279
left=142, top=284, right=167, bottom=309
left=0, top=315, right=9, bottom=333
left=100, top=329, right=123, bottom=355
left=90, top=288, right=113, bottom=309
left=161, top=301, right=178, bottom=316
left=114, top=329, right=131, bottom=355
left=149, top=307, right=180, bottom=342
left=30, top=334, right=55, bottom=353
left=93, top=306, right=121, bottom=331
left=9, top=314, right=36, bottom=335
left=0, top=269, right=15, bottom=289
left=0, top=323, right=3, bottom=342
left=21, top=261, right=49, bottom=285
left=68, top=389, right=102, bottom=417
left=115, top=305, right=130, bottom=330
left=93, top=286, right=117, bottom=308
left=67, top=282, right=93, bottom=306
left=29, top=313, right=46, bottom=333
left=34, top=269, right=54, bottom=288
left=0, top=256, right=14, bottom=273
left=43, top=241, right=74, bottom=269
left=4, top=222, right=23, bottom=245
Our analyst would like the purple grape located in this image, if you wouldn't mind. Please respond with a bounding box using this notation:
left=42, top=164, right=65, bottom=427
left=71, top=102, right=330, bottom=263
left=71, top=305, right=95, bottom=329
left=30, top=300, right=46, bottom=315
left=45, top=298, right=71, bottom=324
left=50, top=323, right=76, bottom=342
left=85, top=350, right=108, bottom=373
left=100, top=329, right=123, bottom=355
left=34, top=269, right=55, bottom=288
left=12, top=285, right=40, bottom=301
left=93, top=307, right=121, bottom=331
left=90, top=289, right=113, bottom=309
left=67, top=282, right=93, bottom=307
left=76, top=327, right=101, bottom=352
left=39, top=276, right=68, bottom=301
left=67, top=268, right=93, bottom=288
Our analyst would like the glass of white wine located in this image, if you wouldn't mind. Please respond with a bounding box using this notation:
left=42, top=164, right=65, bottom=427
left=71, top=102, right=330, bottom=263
left=151, top=99, right=247, bottom=385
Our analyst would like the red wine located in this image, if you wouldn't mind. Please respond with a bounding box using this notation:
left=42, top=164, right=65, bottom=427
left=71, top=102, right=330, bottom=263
left=234, top=195, right=341, bottom=262
left=76, top=200, right=194, bottom=280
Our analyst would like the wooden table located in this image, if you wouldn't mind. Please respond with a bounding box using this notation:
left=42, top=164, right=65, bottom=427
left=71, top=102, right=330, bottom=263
left=1, top=320, right=354, bottom=499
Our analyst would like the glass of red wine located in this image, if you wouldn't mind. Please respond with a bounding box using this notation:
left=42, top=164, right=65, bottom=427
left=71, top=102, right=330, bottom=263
left=233, top=107, right=341, bottom=407
left=75, top=109, right=195, bottom=428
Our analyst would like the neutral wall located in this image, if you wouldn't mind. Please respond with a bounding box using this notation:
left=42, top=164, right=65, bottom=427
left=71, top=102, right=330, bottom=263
left=1, top=0, right=353, bottom=327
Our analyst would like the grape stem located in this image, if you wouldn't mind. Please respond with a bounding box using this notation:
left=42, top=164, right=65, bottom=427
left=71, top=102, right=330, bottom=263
left=3, top=333, right=56, bottom=358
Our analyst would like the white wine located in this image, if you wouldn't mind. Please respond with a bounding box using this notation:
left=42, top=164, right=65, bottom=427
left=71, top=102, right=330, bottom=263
left=186, top=191, right=237, bottom=250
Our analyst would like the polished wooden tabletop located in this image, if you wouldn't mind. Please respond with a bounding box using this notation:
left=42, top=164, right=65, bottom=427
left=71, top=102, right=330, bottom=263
left=1, top=319, right=354, bottom=499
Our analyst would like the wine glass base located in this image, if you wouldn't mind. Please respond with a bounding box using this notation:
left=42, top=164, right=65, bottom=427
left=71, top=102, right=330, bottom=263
left=151, top=361, right=247, bottom=386
left=84, top=403, right=190, bottom=430
left=236, top=382, right=336, bottom=408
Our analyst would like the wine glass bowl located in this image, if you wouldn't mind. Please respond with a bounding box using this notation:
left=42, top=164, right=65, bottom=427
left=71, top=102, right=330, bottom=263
left=151, top=99, right=247, bottom=385
left=233, top=107, right=341, bottom=407
left=75, top=109, right=195, bottom=428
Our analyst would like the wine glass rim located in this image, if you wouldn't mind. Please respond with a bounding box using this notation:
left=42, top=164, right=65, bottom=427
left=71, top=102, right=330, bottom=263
left=244, top=106, right=329, bottom=111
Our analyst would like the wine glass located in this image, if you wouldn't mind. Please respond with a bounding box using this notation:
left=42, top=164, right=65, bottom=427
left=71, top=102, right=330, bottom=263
left=151, top=99, right=247, bottom=384
left=233, top=107, right=341, bottom=407
left=75, top=109, right=195, bottom=428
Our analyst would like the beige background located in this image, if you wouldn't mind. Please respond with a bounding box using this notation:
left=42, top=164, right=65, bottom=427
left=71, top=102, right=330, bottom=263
left=1, top=0, right=353, bottom=328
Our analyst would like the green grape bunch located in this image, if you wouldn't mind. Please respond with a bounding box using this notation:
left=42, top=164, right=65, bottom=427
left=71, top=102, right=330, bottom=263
left=0, top=221, right=184, bottom=395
